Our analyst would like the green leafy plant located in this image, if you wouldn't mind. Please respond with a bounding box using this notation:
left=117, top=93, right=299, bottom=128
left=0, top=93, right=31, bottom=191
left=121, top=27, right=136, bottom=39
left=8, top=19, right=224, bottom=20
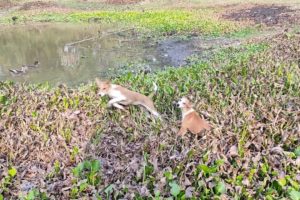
left=0, top=95, right=8, bottom=105
left=70, top=160, right=101, bottom=198
left=72, top=159, right=101, bottom=186
left=104, top=184, right=115, bottom=199
left=294, top=146, right=300, bottom=157
left=70, top=146, right=79, bottom=163
left=0, top=167, right=17, bottom=195
left=61, top=128, right=72, bottom=144
left=20, top=188, right=49, bottom=200
left=169, top=181, right=181, bottom=197
left=288, top=189, right=300, bottom=200
left=214, top=181, right=226, bottom=195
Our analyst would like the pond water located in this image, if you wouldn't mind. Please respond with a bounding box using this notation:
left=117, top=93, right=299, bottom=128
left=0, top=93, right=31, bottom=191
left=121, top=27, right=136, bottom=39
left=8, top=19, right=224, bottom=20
left=0, top=24, right=168, bottom=86
left=0, top=23, right=239, bottom=86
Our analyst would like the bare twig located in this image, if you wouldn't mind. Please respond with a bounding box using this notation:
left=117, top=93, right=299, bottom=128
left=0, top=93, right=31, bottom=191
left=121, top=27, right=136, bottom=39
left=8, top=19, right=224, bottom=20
left=65, top=27, right=135, bottom=46
left=65, top=36, right=98, bottom=46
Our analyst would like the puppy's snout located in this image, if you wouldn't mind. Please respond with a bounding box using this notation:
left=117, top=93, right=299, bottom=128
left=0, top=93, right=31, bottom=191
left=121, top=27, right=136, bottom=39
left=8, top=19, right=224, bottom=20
left=172, top=101, right=180, bottom=107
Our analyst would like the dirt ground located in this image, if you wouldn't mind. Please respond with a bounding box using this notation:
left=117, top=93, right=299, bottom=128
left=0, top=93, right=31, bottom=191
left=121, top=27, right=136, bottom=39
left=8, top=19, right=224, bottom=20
left=17, top=0, right=144, bottom=10
left=106, top=0, right=143, bottom=4
left=19, top=1, right=58, bottom=10
left=223, top=4, right=300, bottom=27
left=0, top=1, right=15, bottom=9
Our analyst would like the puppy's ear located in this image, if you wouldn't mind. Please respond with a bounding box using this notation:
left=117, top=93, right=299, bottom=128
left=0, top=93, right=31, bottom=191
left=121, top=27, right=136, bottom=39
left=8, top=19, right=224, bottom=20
left=95, top=78, right=102, bottom=86
left=185, top=97, right=194, bottom=108
left=182, top=96, right=190, bottom=102
left=103, top=80, right=111, bottom=84
left=95, top=78, right=111, bottom=85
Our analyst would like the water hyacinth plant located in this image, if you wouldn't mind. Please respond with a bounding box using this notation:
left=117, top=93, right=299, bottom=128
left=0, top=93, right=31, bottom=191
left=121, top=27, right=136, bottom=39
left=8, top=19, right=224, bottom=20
left=0, top=31, right=299, bottom=199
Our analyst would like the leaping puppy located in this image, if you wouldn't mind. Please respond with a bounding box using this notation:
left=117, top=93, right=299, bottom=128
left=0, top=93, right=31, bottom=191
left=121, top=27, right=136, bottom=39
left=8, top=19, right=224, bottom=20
left=95, top=78, right=161, bottom=118
left=177, top=97, right=210, bottom=136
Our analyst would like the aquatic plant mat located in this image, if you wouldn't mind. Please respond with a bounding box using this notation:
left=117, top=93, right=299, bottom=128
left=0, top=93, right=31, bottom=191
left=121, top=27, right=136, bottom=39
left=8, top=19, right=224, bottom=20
left=0, top=32, right=300, bottom=199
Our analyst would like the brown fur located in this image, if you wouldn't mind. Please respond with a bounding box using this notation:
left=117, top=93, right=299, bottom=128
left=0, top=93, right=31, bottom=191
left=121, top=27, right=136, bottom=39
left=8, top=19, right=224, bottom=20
left=96, top=78, right=160, bottom=118
left=177, top=97, right=210, bottom=136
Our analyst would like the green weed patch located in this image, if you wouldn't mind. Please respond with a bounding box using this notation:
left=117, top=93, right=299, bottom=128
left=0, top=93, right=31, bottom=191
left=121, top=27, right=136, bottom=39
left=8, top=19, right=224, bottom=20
left=1, top=10, right=240, bottom=36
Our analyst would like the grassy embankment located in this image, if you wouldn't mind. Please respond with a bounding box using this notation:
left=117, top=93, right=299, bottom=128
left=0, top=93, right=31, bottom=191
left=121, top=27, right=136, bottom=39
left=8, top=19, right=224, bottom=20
left=0, top=9, right=256, bottom=37
left=1, top=32, right=300, bottom=198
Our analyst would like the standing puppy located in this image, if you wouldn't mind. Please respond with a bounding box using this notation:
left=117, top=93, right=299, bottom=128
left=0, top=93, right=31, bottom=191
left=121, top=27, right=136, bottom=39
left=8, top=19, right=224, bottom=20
left=177, top=97, right=210, bottom=136
left=96, top=78, right=161, bottom=118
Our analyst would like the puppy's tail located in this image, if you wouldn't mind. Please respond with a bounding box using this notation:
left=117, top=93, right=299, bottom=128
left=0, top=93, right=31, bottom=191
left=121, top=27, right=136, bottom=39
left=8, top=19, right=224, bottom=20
left=148, top=82, right=158, bottom=99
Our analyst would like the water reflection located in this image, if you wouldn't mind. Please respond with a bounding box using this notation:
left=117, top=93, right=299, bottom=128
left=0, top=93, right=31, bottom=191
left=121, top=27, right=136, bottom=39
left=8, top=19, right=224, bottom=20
left=60, top=45, right=80, bottom=69
left=0, top=23, right=162, bottom=86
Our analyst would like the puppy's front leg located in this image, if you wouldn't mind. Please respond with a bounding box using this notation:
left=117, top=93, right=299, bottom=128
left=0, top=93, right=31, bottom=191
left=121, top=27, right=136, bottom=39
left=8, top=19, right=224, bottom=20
left=108, top=97, right=126, bottom=107
left=177, top=125, right=187, bottom=136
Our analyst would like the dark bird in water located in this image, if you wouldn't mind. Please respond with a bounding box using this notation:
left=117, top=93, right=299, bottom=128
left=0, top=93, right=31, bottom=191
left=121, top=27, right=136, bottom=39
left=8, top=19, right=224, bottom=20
left=12, top=16, right=18, bottom=22
left=9, top=66, right=28, bottom=75
left=26, top=60, right=40, bottom=68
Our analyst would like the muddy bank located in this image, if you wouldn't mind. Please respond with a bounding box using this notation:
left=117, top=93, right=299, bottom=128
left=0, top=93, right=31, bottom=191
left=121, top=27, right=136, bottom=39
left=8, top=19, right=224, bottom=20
left=157, top=37, right=241, bottom=66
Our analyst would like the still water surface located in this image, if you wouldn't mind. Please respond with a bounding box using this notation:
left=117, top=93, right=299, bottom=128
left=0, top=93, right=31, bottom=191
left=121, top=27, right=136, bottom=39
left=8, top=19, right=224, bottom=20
left=0, top=24, right=169, bottom=86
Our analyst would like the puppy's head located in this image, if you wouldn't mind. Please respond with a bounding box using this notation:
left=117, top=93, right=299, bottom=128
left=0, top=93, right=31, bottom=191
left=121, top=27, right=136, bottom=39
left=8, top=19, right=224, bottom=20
left=177, top=97, right=193, bottom=109
left=95, top=78, right=111, bottom=96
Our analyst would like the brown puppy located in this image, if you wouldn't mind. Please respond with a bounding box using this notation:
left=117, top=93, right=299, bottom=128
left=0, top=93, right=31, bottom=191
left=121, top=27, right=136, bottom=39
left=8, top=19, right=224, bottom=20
left=177, top=97, right=210, bottom=136
left=96, top=78, right=161, bottom=118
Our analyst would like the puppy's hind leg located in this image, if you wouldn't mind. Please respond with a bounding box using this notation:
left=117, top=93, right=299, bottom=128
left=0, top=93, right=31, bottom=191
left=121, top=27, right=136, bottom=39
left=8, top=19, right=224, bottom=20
left=112, top=103, right=125, bottom=110
left=108, top=97, right=126, bottom=107
left=144, top=105, right=161, bottom=119
left=113, top=103, right=130, bottom=115
left=150, top=109, right=161, bottom=118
